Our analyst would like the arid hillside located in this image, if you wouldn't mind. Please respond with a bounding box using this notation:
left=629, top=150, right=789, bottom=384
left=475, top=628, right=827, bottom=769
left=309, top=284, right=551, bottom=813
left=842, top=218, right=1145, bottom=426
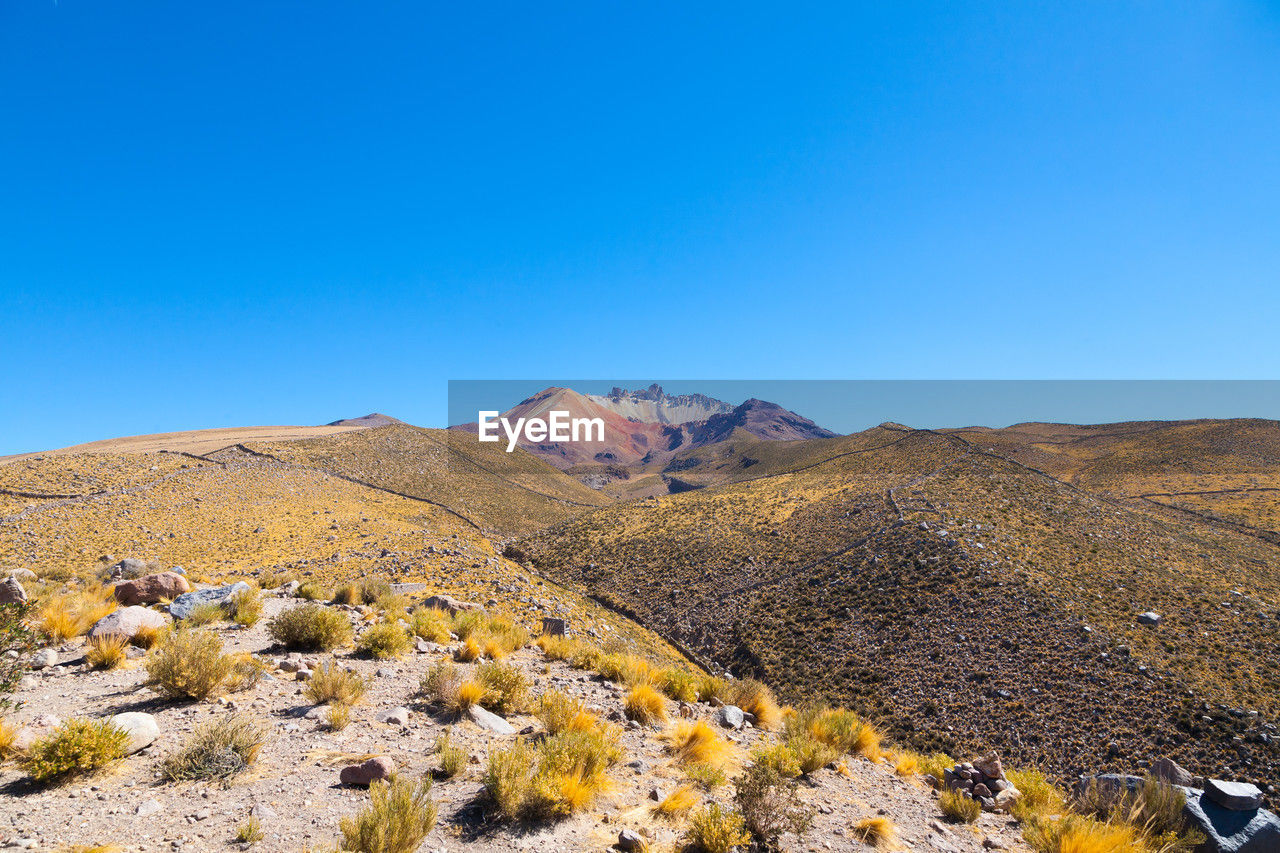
left=521, top=424, right=1280, bottom=797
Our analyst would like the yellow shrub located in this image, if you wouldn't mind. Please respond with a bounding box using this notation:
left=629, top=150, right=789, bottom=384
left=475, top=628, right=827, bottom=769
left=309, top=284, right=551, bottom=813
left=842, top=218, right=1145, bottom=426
left=939, top=788, right=981, bottom=823
left=893, top=752, right=920, bottom=776
left=684, top=803, right=750, bottom=853
left=654, top=783, right=700, bottom=818
left=656, top=668, right=698, bottom=702
left=145, top=628, right=233, bottom=700
left=339, top=776, right=437, bottom=853
left=37, top=590, right=116, bottom=642
left=457, top=681, right=485, bottom=711
left=663, top=721, right=734, bottom=771
left=624, top=684, right=668, bottom=725
left=409, top=608, right=451, bottom=643
left=535, top=691, right=595, bottom=735
left=86, top=635, right=128, bottom=670
left=356, top=622, right=411, bottom=660
left=853, top=816, right=896, bottom=847
left=24, top=718, right=129, bottom=783
left=305, top=662, right=369, bottom=706
left=130, top=624, right=167, bottom=650
left=1023, top=814, right=1147, bottom=853
left=0, top=717, right=19, bottom=757
left=1007, top=767, right=1066, bottom=823
left=728, top=679, right=781, bottom=730
left=455, top=637, right=482, bottom=662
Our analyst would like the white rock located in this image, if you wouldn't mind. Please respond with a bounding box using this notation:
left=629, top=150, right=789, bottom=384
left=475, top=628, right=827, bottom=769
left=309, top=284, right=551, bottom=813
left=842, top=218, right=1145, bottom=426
left=110, top=712, right=160, bottom=754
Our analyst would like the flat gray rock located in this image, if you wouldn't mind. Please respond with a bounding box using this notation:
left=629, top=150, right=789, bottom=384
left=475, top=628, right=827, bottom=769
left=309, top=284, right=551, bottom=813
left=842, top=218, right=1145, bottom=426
left=467, top=704, right=515, bottom=734
left=1206, top=779, right=1264, bottom=811
left=170, top=582, right=249, bottom=620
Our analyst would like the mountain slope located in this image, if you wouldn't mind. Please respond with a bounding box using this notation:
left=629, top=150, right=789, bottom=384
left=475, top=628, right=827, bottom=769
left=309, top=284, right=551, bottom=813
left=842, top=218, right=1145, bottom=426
left=521, top=426, right=1280, bottom=791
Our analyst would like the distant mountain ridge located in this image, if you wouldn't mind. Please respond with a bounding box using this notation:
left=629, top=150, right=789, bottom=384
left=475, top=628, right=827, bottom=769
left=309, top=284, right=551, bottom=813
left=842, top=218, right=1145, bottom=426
left=450, top=385, right=838, bottom=483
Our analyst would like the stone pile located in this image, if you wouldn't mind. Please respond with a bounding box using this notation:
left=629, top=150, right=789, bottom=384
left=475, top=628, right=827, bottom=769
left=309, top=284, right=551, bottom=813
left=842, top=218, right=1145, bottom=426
left=941, top=752, right=1021, bottom=812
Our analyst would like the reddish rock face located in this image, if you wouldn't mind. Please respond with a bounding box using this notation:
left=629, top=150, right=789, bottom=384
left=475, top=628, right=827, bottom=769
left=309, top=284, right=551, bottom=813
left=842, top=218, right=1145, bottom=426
left=339, top=756, right=395, bottom=786
left=113, top=572, right=191, bottom=606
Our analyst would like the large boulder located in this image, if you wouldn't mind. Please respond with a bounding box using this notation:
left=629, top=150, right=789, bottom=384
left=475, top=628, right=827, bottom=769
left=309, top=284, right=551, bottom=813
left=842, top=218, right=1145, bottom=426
left=717, top=705, right=745, bottom=730
left=0, top=577, right=27, bottom=604
left=339, top=756, right=395, bottom=786
left=114, top=572, right=191, bottom=606
left=170, top=582, right=250, bottom=620
left=109, top=712, right=159, bottom=754
left=88, top=606, right=170, bottom=642
left=1183, top=787, right=1280, bottom=853
left=422, top=594, right=482, bottom=616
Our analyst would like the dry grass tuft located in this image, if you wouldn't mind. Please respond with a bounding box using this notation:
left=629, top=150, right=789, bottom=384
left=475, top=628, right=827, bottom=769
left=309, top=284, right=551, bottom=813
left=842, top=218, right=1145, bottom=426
left=357, top=622, right=411, bottom=660
left=727, top=678, right=781, bottom=730
left=86, top=635, right=128, bottom=670
left=853, top=816, right=896, bottom=847
left=338, top=775, right=437, bottom=853
left=409, top=608, right=451, bottom=643
left=130, top=623, right=167, bottom=650
left=145, top=628, right=234, bottom=700
left=624, top=684, right=668, bottom=725
left=654, top=783, right=700, bottom=818
left=304, top=662, right=369, bottom=706
left=476, top=661, right=528, bottom=715
left=939, top=788, right=981, bottom=823
left=663, top=720, right=735, bottom=774
left=37, top=589, right=116, bottom=642
left=161, top=715, right=268, bottom=782
left=684, top=802, right=751, bottom=853
left=457, top=681, right=485, bottom=712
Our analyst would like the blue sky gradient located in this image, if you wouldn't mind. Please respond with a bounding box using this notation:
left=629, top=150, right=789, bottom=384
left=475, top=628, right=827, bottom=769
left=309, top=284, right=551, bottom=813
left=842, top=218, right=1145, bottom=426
left=3, top=2, right=1280, bottom=453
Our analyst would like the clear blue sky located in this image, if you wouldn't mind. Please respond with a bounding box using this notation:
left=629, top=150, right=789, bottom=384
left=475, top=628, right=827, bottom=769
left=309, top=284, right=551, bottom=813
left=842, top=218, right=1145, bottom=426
left=3, top=2, right=1280, bottom=454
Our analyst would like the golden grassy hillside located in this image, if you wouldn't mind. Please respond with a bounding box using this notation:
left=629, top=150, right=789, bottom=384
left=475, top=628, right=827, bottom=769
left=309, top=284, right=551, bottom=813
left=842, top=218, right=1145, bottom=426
left=522, top=426, right=1280, bottom=792
left=0, top=437, right=682, bottom=665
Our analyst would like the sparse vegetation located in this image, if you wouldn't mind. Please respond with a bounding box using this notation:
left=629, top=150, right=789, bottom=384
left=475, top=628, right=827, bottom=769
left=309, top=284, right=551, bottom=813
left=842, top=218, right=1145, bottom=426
left=654, top=783, right=700, bottom=818
left=161, top=715, right=268, bottom=782
left=734, top=761, right=813, bottom=850
left=417, top=660, right=464, bottom=711
left=268, top=603, right=353, bottom=651
left=23, top=718, right=129, bottom=783
left=852, top=816, right=895, bottom=848
left=476, top=661, right=529, bottom=715
left=338, top=775, right=437, bottom=853
left=36, top=588, right=115, bottom=642
left=483, top=717, right=622, bottom=821
left=145, top=628, right=234, bottom=700
left=434, top=731, right=467, bottom=779
left=409, top=608, right=451, bottom=643
left=326, top=702, right=352, bottom=731
left=938, top=788, right=981, bottom=823
left=229, top=586, right=263, bottom=627
left=534, top=690, right=593, bottom=735
left=85, top=634, right=128, bottom=670
left=684, top=802, right=751, bottom=853
left=624, top=684, right=668, bottom=725
left=305, top=662, right=369, bottom=706
left=664, top=720, right=736, bottom=782
left=234, top=817, right=265, bottom=844
left=296, top=582, right=329, bottom=601
left=357, top=622, right=411, bottom=660
left=184, top=601, right=227, bottom=627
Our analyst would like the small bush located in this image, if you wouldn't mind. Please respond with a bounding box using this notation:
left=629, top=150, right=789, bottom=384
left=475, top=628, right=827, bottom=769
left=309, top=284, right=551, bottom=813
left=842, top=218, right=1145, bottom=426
left=656, top=668, right=698, bottom=702
left=357, top=578, right=393, bottom=606
left=785, top=730, right=838, bottom=774
left=476, top=661, right=529, bottom=715
left=0, top=716, right=17, bottom=757
left=146, top=628, right=233, bottom=700
left=185, top=602, right=226, bottom=627
left=535, top=634, right=577, bottom=661
left=452, top=612, right=486, bottom=641
left=734, top=761, right=813, bottom=849
left=484, top=615, right=529, bottom=654
left=305, top=662, right=369, bottom=706
left=234, top=817, right=264, bottom=844
left=455, top=637, right=482, bottom=662
left=130, top=623, right=167, bottom=650
left=484, top=728, right=619, bottom=822
left=23, top=718, right=129, bottom=783
left=684, top=802, right=751, bottom=853
left=332, top=583, right=361, bottom=606
left=939, top=788, right=981, bottom=823
left=229, top=587, right=263, bottom=627
left=339, top=775, right=437, bottom=853
left=296, top=582, right=329, bottom=601
left=919, top=752, right=955, bottom=784
left=853, top=816, right=895, bottom=848
left=1, top=602, right=35, bottom=711
left=568, top=644, right=603, bottom=671
left=484, top=738, right=538, bottom=820
left=664, top=720, right=734, bottom=771
left=624, top=684, right=668, bottom=725
left=654, top=783, right=700, bottom=818
left=535, top=690, right=593, bottom=735
left=418, top=660, right=463, bottom=709
left=1023, top=813, right=1147, bottom=853
left=893, top=751, right=920, bottom=776
left=326, top=702, right=352, bottom=731
left=161, top=715, right=267, bottom=782
left=268, top=603, right=353, bottom=651
left=598, top=653, right=650, bottom=686
left=409, top=608, right=451, bottom=643
left=226, top=653, right=267, bottom=693
left=752, top=743, right=802, bottom=779
left=727, top=679, right=780, bottom=730
left=1007, top=767, right=1065, bottom=822
left=434, top=731, right=466, bottom=779
left=86, top=635, right=128, bottom=670
left=696, top=674, right=730, bottom=704
left=357, top=622, right=411, bottom=660
left=686, top=761, right=728, bottom=790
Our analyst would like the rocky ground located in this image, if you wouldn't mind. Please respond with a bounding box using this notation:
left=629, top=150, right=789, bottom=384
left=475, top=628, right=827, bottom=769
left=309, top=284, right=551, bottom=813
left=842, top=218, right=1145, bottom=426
left=0, top=591, right=1030, bottom=853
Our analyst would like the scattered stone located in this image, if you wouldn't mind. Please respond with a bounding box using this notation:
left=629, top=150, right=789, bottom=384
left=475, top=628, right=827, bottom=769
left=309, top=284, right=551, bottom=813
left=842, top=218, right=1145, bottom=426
left=109, top=712, right=160, bottom=754
left=136, top=799, right=163, bottom=818
left=1149, top=757, right=1195, bottom=787
left=617, top=829, right=645, bottom=851
left=114, top=572, right=191, bottom=606
left=717, top=705, right=745, bottom=730
left=88, top=606, right=170, bottom=642
left=31, top=648, right=58, bottom=669
left=1206, top=779, right=1264, bottom=811
left=6, top=568, right=37, bottom=581
left=169, top=582, right=250, bottom=620
left=467, top=704, right=515, bottom=734
left=1137, top=612, right=1162, bottom=626
left=109, top=558, right=152, bottom=580
left=0, top=577, right=27, bottom=604
left=422, top=594, right=483, bottom=616
left=250, top=804, right=278, bottom=820
left=540, top=617, right=567, bottom=636
left=972, top=752, right=1004, bottom=780
left=295, top=668, right=313, bottom=681
left=339, top=757, right=395, bottom=786
left=376, top=707, right=411, bottom=726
